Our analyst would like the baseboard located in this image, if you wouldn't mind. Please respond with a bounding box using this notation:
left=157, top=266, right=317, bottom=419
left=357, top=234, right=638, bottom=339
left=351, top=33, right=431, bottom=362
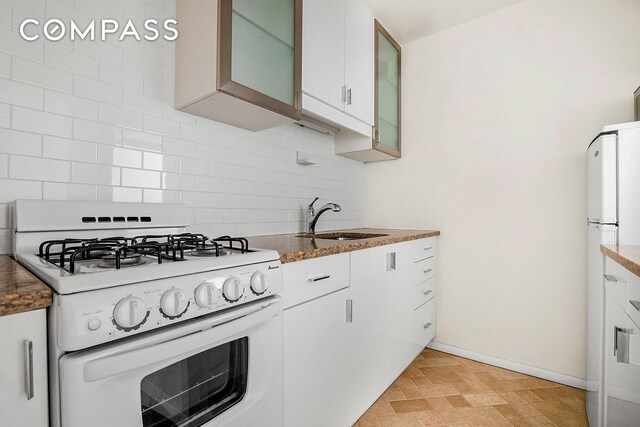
left=427, top=342, right=587, bottom=390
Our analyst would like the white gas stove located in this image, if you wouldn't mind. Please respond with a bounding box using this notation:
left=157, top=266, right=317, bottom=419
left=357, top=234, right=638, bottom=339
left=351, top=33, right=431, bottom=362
left=14, top=200, right=284, bottom=427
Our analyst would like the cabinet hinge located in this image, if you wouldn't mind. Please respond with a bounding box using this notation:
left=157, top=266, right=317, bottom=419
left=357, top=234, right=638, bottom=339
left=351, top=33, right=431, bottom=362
left=346, top=299, right=353, bottom=323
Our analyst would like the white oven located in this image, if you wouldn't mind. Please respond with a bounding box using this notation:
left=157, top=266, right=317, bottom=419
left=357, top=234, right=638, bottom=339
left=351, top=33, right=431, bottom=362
left=56, top=297, right=283, bottom=427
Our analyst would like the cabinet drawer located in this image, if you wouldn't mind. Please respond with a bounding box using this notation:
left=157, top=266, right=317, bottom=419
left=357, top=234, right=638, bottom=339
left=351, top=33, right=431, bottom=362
left=282, top=253, right=349, bottom=309
left=414, top=298, right=436, bottom=346
left=604, top=257, right=630, bottom=315
left=628, top=271, right=640, bottom=328
left=407, top=256, right=436, bottom=286
left=409, top=277, right=436, bottom=310
left=404, top=237, right=437, bottom=262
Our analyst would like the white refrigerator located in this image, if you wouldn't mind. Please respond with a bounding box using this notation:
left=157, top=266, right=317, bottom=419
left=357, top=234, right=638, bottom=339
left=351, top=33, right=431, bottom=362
left=587, top=121, right=640, bottom=426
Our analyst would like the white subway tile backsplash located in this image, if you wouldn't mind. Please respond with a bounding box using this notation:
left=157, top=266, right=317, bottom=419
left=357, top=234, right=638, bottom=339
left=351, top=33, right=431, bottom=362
left=0, top=103, right=9, bottom=128
left=0, top=53, right=10, bottom=78
left=99, top=103, right=143, bottom=130
left=44, top=90, right=99, bottom=121
left=9, top=155, right=70, bottom=182
left=180, top=157, right=210, bottom=177
left=12, top=107, right=72, bottom=137
left=12, top=58, right=73, bottom=93
left=43, top=136, right=97, bottom=163
left=98, top=145, right=142, bottom=168
left=143, top=114, right=179, bottom=138
left=71, top=162, right=120, bottom=185
left=0, top=179, right=42, bottom=203
left=43, top=182, right=97, bottom=201
left=123, top=128, right=162, bottom=152
left=0, top=77, right=43, bottom=109
left=0, top=154, right=7, bottom=178
left=0, top=27, right=44, bottom=63
left=123, top=90, right=163, bottom=116
left=143, top=152, right=179, bottom=172
left=99, top=186, right=142, bottom=203
left=73, top=119, right=123, bottom=146
left=74, top=40, right=123, bottom=67
left=0, top=128, right=42, bottom=156
left=4, top=0, right=46, bottom=16
left=45, top=44, right=99, bottom=79
left=180, top=123, right=210, bottom=144
left=100, top=62, right=143, bottom=93
left=123, top=50, right=163, bottom=81
left=122, top=167, right=160, bottom=188
left=0, top=3, right=12, bottom=29
left=74, top=75, right=123, bottom=107
left=0, top=0, right=365, bottom=247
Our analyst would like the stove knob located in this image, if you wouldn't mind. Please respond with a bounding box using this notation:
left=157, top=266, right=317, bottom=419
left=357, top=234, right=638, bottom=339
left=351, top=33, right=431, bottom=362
left=194, top=282, right=217, bottom=308
left=222, top=276, right=244, bottom=302
left=160, top=288, right=189, bottom=318
left=250, top=271, right=268, bottom=295
left=113, top=297, right=148, bottom=330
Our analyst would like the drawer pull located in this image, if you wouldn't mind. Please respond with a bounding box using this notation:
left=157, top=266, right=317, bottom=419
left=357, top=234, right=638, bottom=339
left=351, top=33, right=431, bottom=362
left=309, top=275, right=330, bottom=282
left=424, top=247, right=433, bottom=251
left=424, top=268, right=433, bottom=274
left=423, top=322, right=432, bottom=329
left=604, top=274, right=625, bottom=283
left=631, top=300, right=640, bottom=312
left=24, top=340, right=34, bottom=400
left=423, top=290, right=433, bottom=296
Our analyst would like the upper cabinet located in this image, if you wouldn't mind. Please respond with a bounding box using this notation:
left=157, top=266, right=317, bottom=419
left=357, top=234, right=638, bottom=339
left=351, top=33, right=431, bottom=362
left=335, top=19, right=401, bottom=162
left=300, top=0, right=374, bottom=136
left=175, top=0, right=302, bottom=131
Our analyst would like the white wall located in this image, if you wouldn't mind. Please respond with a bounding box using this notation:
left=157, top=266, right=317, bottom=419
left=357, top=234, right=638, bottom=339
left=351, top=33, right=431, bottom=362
left=0, top=0, right=365, bottom=253
left=366, top=0, right=640, bottom=379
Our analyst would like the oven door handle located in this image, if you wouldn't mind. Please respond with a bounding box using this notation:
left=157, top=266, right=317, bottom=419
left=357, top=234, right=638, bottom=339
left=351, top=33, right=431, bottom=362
left=83, top=299, right=281, bottom=382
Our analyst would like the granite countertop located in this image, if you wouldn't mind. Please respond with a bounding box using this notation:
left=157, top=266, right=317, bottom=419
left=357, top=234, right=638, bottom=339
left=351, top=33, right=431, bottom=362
left=601, top=245, right=640, bottom=277
left=247, top=228, right=440, bottom=263
left=0, top=255, right=53, bottom=316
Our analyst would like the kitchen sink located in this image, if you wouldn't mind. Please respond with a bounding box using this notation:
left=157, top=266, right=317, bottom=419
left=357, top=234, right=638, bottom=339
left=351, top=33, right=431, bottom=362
left=296, top=232, right=389, bottom=241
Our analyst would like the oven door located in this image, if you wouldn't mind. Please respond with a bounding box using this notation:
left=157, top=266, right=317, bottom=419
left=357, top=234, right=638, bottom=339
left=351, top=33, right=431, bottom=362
left=58, top=297, right=283, bottom=427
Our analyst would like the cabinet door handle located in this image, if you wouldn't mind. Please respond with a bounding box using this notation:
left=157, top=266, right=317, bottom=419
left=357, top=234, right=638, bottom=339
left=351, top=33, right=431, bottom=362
left=346, top=299, right=353, bottom=323
left=341, top=85, right=347, bottom=103
left=423, top=322, right=432, bottom=329
left=423, top=290, right=432, bottom=296
left=604, top=275, right=625, bottom=283
left=424, top=247, right=433, bottom=251
left=309, top=275, right=330, bottom=282
left=375, top=129, right=381, bottom=143
left=614, top=326, right=630, bottom=363
left=24, top=340, right=34, bottom=400
left=424, top=268, right=433, bottom=274
left=386, top=252, right=397, bottom=271
left=346, top=88, right=352, bottom=105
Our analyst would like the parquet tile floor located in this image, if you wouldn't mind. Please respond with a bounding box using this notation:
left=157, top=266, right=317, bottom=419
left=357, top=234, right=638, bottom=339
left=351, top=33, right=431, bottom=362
left=353, top=349, right=589, bottom=427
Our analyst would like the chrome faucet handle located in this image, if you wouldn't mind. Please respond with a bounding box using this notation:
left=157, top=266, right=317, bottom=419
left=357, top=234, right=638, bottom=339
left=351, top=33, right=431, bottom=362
left=308, top=197, right=319, bottom=213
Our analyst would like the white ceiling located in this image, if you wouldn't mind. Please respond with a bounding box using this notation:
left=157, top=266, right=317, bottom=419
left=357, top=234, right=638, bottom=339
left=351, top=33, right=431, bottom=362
left=363, top=0, right=526, bottom=43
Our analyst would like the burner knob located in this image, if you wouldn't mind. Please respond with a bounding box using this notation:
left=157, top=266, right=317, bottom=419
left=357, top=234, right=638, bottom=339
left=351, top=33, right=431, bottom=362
left=160, top=288, right=189, bottom=318
left=113, top=297, right=148, bottom=330
left=194, top=282, right=217, bottom=308
left=250, top=271, right=268, bottom=295
left=222, top=276, right=244, bottom=302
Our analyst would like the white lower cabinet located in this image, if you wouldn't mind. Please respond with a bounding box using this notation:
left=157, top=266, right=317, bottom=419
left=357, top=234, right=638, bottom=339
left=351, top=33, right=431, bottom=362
left=284, top=288, right=350, bottom=427
left=283, top=237, right=438, bottom=427
left=349, top=245, right=392, bottom=423
left=0, top=309, right=49, bottom=427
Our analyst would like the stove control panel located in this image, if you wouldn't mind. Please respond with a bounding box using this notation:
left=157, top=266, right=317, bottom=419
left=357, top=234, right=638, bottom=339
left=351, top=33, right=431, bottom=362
left=54, top=261, right=282, bottom=351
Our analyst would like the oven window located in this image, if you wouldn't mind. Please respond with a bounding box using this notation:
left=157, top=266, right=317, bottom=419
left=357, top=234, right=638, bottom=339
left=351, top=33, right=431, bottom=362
left=140, top=337, right=248, bottom=427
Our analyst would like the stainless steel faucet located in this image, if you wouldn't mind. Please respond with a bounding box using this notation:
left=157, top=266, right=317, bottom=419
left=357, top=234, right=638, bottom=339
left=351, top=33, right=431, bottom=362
left=307, top=197, right=341, bottom=234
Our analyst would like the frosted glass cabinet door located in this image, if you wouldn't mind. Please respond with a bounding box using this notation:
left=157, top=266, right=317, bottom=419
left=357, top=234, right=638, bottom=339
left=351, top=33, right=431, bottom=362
left=374, top=20, right=401, bottom=158
left=219, top=0, right=301, bottom=120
